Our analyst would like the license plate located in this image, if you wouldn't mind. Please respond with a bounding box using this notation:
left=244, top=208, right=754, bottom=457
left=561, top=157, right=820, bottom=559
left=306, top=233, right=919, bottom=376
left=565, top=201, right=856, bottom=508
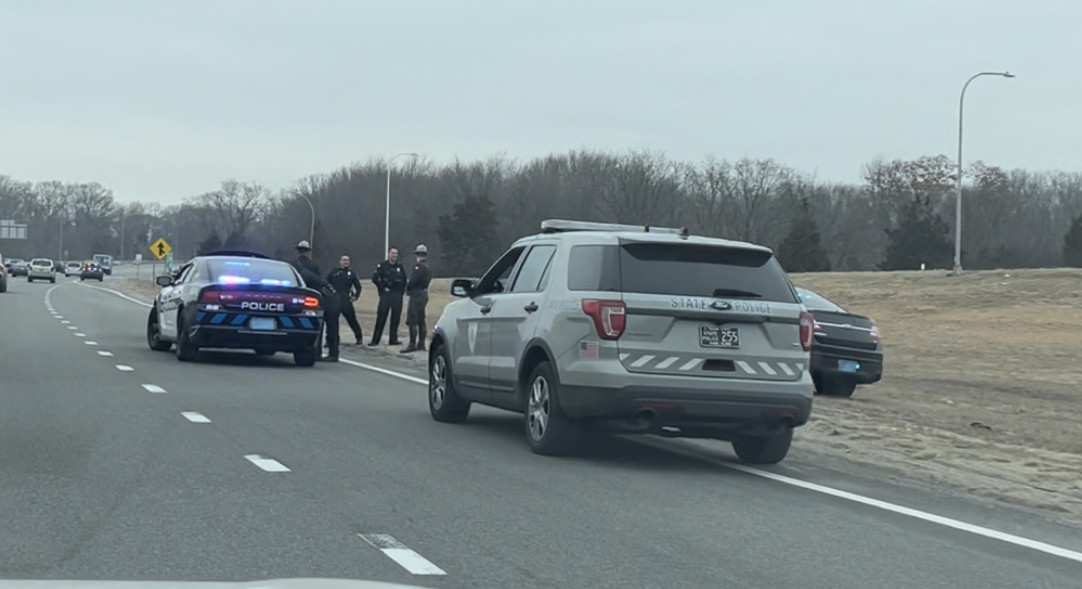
left=838, top=360, right=860, bottom=373
left=700, top=325, right=740, bottom=348
left=249, top=317, right=276, bottom=331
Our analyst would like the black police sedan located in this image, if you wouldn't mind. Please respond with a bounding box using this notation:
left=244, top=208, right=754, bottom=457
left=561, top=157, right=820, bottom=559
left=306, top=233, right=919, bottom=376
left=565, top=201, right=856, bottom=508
left=797, top=287, right=883, bottom=398
left=145, top=252, right=325, bottom=366
left=80, top=262, right=105, bottom=281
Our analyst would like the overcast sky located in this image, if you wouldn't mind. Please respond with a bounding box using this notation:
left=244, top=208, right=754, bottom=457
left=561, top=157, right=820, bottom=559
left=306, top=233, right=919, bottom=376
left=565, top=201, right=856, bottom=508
left=1, top=0, right=1077, bottom=203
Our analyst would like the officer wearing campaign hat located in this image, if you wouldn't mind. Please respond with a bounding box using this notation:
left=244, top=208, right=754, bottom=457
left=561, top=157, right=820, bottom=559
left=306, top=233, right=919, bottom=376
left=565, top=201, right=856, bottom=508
left=291, top=239, right=338, bottom=361
left=401, top=244, right=432, bottom=353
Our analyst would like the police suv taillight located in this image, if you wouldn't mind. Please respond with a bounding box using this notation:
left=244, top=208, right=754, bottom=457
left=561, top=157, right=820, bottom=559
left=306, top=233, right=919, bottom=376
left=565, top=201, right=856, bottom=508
left=799, top=311, right=814, bottom=352
left=582, top=299, right=626, bottom=340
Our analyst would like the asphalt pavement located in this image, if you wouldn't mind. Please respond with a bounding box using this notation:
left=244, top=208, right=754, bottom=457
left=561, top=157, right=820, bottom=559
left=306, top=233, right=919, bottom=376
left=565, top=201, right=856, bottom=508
left=2, top=275, right=1081, bottom=588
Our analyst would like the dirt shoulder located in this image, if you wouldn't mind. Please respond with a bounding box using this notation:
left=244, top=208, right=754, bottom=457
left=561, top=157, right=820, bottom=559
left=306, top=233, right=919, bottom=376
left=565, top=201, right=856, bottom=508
left=111, top=270, right=1082, bottom=522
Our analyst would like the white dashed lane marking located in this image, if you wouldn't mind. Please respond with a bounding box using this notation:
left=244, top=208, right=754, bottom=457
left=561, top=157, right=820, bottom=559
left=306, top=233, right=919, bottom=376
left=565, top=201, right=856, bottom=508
left=98, top=351, right=114, bottom=357
left=181, top=411, right=211, bottom=423
left=66, top=326, right=77, bottom=331
left=60, top=320, right=69, bottom=324
left=142, top=384, right=166, bottom=394
left=359, top=533, right=447, bottom=576
left=244, top=454, right=290, bottom=472
left=116, top=365, right=134, bottom=372
left=85, top=341, right=97, bottom=345
left=74, top=333, right=85, bottom=337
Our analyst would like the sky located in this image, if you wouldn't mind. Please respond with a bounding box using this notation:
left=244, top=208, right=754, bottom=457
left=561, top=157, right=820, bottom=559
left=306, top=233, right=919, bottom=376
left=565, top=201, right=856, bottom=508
left=1, top=0, right=1078, bottom=204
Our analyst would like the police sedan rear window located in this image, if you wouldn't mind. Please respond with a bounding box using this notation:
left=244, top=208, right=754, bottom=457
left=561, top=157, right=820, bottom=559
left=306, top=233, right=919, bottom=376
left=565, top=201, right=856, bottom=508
left=205, top=259, right=300, bottom=286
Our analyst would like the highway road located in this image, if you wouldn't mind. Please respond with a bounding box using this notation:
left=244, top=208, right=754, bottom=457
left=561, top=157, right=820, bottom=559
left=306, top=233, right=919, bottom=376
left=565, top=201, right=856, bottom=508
left=2, top=275, right=1081, bottom=588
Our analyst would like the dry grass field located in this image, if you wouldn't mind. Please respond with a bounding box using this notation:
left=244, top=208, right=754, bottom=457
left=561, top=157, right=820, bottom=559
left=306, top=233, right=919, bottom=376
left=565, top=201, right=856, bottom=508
left=790, top=269, right=1082, bottom=521
left=115, top=269, right=1082, bottom=520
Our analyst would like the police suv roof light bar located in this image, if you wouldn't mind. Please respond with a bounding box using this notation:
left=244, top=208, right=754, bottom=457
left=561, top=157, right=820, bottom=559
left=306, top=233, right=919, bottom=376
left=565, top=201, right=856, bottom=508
left=539, top=219, right=690, bottom=239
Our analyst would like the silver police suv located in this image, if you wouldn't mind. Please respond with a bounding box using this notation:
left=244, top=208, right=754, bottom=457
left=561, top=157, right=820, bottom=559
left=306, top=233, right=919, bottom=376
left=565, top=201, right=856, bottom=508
left=428, top=219, right=814, bottom=464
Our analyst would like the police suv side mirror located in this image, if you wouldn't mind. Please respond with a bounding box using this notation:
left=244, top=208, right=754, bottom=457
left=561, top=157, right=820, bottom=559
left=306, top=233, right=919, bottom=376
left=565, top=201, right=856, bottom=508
left=450, top=278, right=475, bottom=298
left=155, top=275, right=173, bottom=287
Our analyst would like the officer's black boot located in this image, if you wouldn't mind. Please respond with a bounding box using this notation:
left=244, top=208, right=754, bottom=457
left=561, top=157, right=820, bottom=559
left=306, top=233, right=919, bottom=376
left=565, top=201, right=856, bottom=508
left=400, top=326, right=417, bottom=353
left=417, top=326, right=426, bottom=352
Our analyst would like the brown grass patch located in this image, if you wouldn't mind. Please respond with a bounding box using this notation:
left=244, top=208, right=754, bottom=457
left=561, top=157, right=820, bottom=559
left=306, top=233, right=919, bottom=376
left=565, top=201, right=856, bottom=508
left=791, top=268, right=1082, bottom=520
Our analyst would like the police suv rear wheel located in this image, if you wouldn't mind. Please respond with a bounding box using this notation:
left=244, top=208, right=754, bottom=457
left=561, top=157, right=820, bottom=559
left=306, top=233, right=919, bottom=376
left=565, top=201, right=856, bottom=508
left=524, top=361, right=581, bottom=456
left=429, top=344, right=470, bottom=423
left=731, top=428, right=793, bottom=465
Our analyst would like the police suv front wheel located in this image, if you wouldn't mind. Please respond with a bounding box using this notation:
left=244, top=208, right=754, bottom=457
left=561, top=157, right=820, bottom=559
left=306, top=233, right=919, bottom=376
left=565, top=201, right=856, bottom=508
left=429, top=344, right=470, bottom=423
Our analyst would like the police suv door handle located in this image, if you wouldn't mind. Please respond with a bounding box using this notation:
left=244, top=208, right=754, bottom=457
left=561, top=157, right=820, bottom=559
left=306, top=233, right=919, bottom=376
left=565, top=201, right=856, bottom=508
left=524, top=302, right=538, bottom=313
left=480, top=305, right=492, bottom=315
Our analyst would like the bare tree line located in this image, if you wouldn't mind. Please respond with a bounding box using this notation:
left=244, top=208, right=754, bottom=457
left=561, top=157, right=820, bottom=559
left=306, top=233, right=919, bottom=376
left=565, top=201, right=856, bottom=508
left=3, top=150, right=1082, bottom=275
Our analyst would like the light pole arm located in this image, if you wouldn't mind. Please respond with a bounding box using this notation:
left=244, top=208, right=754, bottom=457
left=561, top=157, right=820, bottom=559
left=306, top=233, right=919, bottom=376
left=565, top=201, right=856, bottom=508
left=954, top=71, right=1014, bottom=274
left=299, top=194, right=315, bottom=245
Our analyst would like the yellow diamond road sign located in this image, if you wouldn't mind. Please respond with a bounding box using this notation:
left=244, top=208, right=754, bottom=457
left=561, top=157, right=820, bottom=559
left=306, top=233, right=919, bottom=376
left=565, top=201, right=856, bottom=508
left=150, top=238, right=173, bottom=260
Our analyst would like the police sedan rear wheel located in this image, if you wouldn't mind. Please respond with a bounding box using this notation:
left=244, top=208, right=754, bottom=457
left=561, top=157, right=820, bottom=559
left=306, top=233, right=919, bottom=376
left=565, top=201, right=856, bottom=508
left=146, top=309, right=172, bottom=352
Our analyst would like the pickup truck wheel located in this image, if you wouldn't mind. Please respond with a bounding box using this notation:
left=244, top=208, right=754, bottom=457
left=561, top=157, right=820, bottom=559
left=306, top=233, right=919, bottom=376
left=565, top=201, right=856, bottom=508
left=146, top=309, right=172, bottom=351
left=524, top=361, right=581, bottom=456
left=175, top=313, right=198, bottom=362
left=732, top=428, right=793, bottom=465
left=429, top=344, right=470, bottom=423
left=821, top=376, right=857, bottom=398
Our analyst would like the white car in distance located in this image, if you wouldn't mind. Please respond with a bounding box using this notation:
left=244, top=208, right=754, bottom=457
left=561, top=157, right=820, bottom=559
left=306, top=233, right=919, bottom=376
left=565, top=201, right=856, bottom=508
left=28, top=258, right=57, bottom=283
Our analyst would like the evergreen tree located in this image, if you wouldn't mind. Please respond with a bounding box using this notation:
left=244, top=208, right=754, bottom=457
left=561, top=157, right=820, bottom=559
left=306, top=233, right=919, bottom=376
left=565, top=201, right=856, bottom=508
left=879, top=195, right=953, bottom=270
left=197, top=231, right=222, bottom=255
left=437, top=194, right=501, bottom=276
left=777, top=199, right=831, bottom=272
left=1064, top=214, right=1082, bottom=267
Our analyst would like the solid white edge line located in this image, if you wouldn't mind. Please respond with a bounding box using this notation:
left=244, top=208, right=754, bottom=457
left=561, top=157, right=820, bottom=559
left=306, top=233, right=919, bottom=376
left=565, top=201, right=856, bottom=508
left=339, top=358, right=427, bottom=385
left=359, top=534, right=447, bottom=575
left=636, top=437, right=1082, bottom=565
left=244, top=454, right=290, bottom=472
left=141, top=384, right=166, bottom=393
left=181, top=411, right=211, bottom=423
left=76, top=282, right=153, bottom=308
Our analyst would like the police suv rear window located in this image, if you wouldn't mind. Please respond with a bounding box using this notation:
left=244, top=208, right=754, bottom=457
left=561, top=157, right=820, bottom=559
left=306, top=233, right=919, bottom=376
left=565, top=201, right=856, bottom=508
left=206, top=259, right=299, bottom=286
left=567, top=243, right=796, bottom=303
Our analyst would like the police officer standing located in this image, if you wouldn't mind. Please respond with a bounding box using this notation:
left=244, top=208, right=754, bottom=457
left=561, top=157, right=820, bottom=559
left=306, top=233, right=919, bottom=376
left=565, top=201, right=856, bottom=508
left=369, top=246, right=407, bottom=346
left=401, top=244, right=432, bottom=353
left=292, top=240, right=339, bottom=362
left=326, top=254, right=365, bottom=347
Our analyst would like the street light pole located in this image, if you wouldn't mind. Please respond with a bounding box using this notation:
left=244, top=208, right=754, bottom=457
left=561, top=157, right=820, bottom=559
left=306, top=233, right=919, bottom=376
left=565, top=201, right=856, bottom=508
left=954, top=71, right=1015, bottom=275
left=298, top=193, right=315, bottom=245
left=385, top=152, right=419, bottom=256
left=120, top=213, right=126, bottom=261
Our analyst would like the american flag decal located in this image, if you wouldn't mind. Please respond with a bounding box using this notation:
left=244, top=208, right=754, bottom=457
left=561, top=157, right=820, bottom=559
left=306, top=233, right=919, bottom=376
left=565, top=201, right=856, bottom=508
left=579, top=341, right=599, bottom=360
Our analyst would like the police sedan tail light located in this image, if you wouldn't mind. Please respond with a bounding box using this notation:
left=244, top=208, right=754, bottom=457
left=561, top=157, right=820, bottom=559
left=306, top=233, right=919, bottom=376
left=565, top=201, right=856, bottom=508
left=200, top=290, right=221, bottom=303
left=303, top=296, right=321, bottom=309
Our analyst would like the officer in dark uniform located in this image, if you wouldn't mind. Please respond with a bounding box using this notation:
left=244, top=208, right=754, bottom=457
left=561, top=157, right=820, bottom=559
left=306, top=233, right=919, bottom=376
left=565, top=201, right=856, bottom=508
left=369, top=246, right=407, bottom=346
left=326, top=254, right=364, bottom=347
left=292, top=240, right=339, bottom=362
left=401, top=244, right=432, bottom=353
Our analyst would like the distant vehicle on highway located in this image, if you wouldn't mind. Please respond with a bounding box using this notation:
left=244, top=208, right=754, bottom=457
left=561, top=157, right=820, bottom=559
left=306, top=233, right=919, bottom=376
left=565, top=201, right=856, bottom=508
left=27, top=258, right=57, bottom=283
left=64, top=261, right=82, bottom=276
left=428, top=219, right=814, bottom=464
left=8, top=258, right=28, bottom=277
left=80, top=262, right=105, bottom=281
left=0, top=254, right=7, bottom=293
left=92, top=254, right=113, bottom=275
left=146, top=251, right=325, bottom=366
left=796, top=287, right=883, bottom=398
